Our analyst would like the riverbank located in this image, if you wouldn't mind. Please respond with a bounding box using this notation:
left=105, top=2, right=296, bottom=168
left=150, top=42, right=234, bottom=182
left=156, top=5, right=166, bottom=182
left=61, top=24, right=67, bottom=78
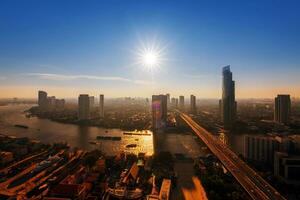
left=28, top=106, right=150, bottom=130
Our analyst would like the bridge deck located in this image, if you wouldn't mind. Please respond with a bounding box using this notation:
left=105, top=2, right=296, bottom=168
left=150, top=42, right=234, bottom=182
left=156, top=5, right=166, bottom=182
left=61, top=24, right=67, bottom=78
left=179, top=111, right=285, bottom=200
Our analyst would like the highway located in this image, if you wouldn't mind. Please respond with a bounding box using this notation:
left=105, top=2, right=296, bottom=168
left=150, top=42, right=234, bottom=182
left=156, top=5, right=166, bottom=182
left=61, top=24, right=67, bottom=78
left=178, top=111, right=286, bottom=200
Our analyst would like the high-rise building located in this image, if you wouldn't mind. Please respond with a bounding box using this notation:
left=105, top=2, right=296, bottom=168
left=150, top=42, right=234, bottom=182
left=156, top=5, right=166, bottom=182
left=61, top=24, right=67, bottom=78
left=99, top=94, right=104, bottom=118
left=89, top=96, right=95, bottom=108
left=78, top=94, right=90, bottom=120
left=47, top=96, right=56, bottom=108
left=221, top=65, right=237, bottom=129
left=38, top=91, right=48, bottom=108
left=179, top=96, right=184, bottom=110
left=175, top=98, right=178, bottom=108
left=171, top=98, right=176, bottom=107
left=274, top=94, right=291, bottom=124
left=190, top=95, right=196, bottom=114
left=152, top=95, right=167, bottom=130
left=244, top=135, right=280, bottom=165
left=166, top=93, right=170, bottom=107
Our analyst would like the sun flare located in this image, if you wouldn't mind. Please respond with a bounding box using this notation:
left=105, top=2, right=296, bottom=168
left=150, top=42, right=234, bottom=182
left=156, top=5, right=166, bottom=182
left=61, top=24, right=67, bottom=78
left=143, top=52, right=158, bottom=67
left=134, top=38, right=167, bottom=71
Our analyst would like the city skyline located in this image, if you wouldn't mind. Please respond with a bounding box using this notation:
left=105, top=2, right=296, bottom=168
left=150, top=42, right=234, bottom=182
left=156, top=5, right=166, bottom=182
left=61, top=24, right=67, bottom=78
left=1, top=1, right=300, bottom=199
left=1, top=1, right=300, bottom=98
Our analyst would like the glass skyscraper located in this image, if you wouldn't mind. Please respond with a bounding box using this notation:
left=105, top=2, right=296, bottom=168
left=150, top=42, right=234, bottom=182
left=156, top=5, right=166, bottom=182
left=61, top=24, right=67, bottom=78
left=221, top=65, right=237, bottom=129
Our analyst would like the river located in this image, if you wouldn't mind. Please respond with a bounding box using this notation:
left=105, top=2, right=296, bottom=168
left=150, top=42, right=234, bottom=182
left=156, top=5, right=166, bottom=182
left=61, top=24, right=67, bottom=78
left=0, top=104, right=207, bottom=157
left=0, top=104, right=154, bottom=156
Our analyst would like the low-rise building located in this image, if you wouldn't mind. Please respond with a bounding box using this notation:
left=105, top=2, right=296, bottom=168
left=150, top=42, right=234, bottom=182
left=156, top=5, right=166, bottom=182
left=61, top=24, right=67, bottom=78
left=0, top=151, right=13, bottom=164
left=274, top=152, right=300, bottom=186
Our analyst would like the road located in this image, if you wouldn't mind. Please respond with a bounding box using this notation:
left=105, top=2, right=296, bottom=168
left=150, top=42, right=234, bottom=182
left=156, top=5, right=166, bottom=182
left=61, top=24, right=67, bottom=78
left=178, top=111, right=285, bottom=200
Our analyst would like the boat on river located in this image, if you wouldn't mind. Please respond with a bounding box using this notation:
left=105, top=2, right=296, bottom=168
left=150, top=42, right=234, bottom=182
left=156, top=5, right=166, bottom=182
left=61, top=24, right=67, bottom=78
left=96, top=136, right=121, bottom=141
left=14, top=124, right=29, bottom=129
left=123, top=130, right=151, bottom=136
left=126, top=144, right=137, bottom=148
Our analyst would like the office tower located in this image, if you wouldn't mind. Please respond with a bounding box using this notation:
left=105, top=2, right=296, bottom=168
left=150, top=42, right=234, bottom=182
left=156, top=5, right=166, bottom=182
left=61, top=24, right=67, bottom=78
left=190, top=95, right=196, bottom=114
left=47, top=96, right=56, bottom=108
left=38, top=90, right=48, bottom=108
left=175, top=98, right=178, bottom=108
left=166, top=93, right=170, bottom=106
left=99, top=94, right=104, bottom=118
left=89, top=96, right=95, bottom=108
left=179, top=96, right=184, bottom=110
left=274, top=94, right=291, bottom=124
left=152, top=95, right=167, bottom=130
left=244, top=135, right=280, bottom=165
left=171, top=98, right=176, bottom=107
left=221, top=65, right=237, bottom=129
left=78, top=94, right=90, bottom=120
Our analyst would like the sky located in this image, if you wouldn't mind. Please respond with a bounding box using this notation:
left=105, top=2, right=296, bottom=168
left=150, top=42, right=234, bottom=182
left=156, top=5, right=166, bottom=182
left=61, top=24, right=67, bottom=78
left=0, top=0, right=300, bottom=99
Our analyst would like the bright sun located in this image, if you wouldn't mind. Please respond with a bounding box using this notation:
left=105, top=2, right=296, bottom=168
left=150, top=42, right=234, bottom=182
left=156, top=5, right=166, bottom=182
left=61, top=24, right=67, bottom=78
left=143, top=52, right=158, bottom=66
left=134, top=38, right=167, bottom=71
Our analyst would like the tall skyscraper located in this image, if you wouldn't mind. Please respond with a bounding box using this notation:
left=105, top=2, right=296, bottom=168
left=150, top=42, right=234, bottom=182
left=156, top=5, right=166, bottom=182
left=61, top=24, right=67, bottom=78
left=171, top=97, right=176, bottom=107
left=179, top=96, right=184, bottom=110
left=221, top=65, right=237, bottom=129
left=166, top=93, right=170, bottom=108
left=78, top=94, right=90, bottom=120
left=274, top=94, right=291, bottom=124
left=89, top=96, right=95, bottom=108
left=38, top=90, right=48, bottom=108
left=152, top=95, right=167, bottom=130
left=190, top=95, right=196, bottom=114
left=99, top=94, right=104, bottom=118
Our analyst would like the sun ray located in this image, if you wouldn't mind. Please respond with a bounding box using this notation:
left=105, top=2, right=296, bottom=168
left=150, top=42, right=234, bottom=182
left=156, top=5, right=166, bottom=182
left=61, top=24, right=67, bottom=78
left=133, top=37, right=167, bottom=72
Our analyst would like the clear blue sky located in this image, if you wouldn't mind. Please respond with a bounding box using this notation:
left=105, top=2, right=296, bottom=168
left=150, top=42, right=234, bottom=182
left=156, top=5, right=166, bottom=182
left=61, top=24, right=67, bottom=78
left=0, top=0, right=299, bottom=98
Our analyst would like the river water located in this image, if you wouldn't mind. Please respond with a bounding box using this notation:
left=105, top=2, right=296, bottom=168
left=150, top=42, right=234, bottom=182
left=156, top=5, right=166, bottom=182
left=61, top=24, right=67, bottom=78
left=0, top=104, right=154, bottom=156
left=0, top=104, right=207, bottom=157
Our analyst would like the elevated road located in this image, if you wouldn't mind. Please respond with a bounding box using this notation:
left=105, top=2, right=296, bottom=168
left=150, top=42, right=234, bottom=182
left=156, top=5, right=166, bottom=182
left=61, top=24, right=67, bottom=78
left=178, top=111, right=285, bottom=200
